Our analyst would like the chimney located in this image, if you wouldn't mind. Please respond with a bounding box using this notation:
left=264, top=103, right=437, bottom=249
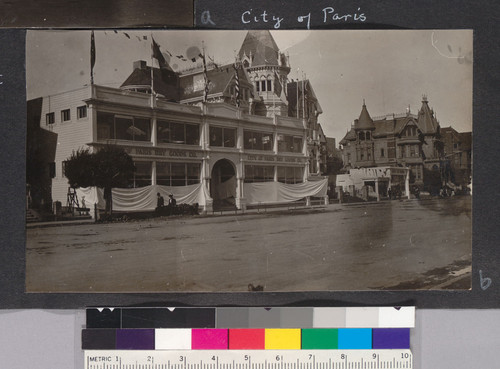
left=133, top=60, right=147, bottom=71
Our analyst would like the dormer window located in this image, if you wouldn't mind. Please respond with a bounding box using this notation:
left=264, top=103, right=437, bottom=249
left=405, top=125, right=417, bottom=137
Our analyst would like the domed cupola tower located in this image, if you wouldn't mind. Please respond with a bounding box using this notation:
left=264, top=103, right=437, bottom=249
left=238, top=30, right=290, bottom=117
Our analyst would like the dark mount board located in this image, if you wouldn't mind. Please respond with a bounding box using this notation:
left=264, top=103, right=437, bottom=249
left=0, top=0, right=193, bottom=28
left=1, top=0, right=499, bottom=308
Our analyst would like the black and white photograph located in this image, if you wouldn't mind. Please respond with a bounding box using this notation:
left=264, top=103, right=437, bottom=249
left=25, top=30, right=472, bottom=292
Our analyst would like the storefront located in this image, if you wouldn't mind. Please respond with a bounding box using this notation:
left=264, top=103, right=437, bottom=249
left=336, top=166, right=410, bottom=201
left=45, top=85, right=327, bottom=213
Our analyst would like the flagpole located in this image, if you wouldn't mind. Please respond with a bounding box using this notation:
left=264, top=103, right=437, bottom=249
left=272, top=72, right=276, bottom=117
left=202, top=41, right=209, bottom=104
left=296, top=68, right=299, bottom=118
left=302, top=72, right=305, bottom=121
left=90, top=30, right=95, bottom=85
left=150, top=32, right=155, bottom=108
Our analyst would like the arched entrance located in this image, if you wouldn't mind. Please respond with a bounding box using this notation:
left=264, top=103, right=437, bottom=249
left=210, top=159, right=237, bottom=210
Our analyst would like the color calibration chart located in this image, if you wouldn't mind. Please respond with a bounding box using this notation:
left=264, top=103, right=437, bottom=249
left=83, top=307, right=414, bottom=369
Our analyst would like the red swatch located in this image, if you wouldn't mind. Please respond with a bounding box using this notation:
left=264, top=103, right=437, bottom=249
left=229, top=329, right=265, bottom=349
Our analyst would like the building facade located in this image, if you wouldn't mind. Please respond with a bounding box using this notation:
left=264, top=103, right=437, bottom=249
left=441, top=127, right=472, bottom=186
left=339, top=96, right=446, bottom=188
left=27, top=31, right=329, bottom=213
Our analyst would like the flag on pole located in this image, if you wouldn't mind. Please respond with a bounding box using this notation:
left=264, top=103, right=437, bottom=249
left=274, top=71, right=282, bottom=97
left=90, top=31, right=96, bottom=85
left=233, top=63, right=241, bottom=107
left=200, top=52, right=209, bottom=103
left=152, top=37, right=168, bottom=69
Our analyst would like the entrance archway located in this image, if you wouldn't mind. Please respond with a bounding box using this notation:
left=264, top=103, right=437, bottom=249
left=211, top=159, right=237, bottom=210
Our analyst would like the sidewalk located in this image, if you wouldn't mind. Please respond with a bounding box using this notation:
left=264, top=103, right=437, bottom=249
left=26, top=218, right=95, bottom=229
left=26, top=203, right=335, bottom=229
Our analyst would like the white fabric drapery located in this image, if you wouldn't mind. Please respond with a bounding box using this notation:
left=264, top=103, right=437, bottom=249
left=76, top=179, right=327, bottom=211
left=243, top=179, right=327, bottom=205
left=76, top=183, right=208, bottom=211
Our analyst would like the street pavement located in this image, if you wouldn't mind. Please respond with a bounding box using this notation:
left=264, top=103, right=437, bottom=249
left=26, top=197, right=471, bottom=292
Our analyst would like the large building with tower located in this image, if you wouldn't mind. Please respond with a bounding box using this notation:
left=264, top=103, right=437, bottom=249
left=27, top=31, right=329, bottom=214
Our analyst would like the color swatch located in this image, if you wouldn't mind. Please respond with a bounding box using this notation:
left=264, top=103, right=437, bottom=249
left=82, top=328, right=410, bottom=350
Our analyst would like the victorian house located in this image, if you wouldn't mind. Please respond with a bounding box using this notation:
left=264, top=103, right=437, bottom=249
left=339, top=96, right=445, bottom=186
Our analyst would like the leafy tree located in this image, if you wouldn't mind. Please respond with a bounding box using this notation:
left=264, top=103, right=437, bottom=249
left=325, top=155, right=344, bottom=175
left=64, top=148, right=95, bottom=189
left=93, top=146, right=135, bottom=215
left=64, top=145, right=135, bottom=215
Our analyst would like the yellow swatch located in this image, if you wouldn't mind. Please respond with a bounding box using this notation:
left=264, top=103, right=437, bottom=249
left=265, top=329, right=301, bottom=349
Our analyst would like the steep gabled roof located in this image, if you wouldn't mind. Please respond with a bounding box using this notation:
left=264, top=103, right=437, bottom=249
left=340, top=128, right=357, bottom=145
left=354, top=102, right=375, bottom=130
left=372, top=118, right=397, bottom=137
left=417, top=96, right=439, bottom=134
left=179, top=64, right=251, bottom=101
left=121, top=66, right=179, bottom=101
left=238, top=30, right=280, bottom=67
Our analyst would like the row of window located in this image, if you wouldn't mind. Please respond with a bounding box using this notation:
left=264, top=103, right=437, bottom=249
left=358, top=127, right=419, bottom=141
left=60, top=159, right=304, bottom=188
left=244, top=165, right=303, bottom=184
left=97, top=113, right=303, bottom=152
left=46, top=106, right=87, bottom=125
left=403, top=126, right=418, bottom=137
left=357, top=148, right=373, bottom=161
left=124, top=161, right=201, bottom=188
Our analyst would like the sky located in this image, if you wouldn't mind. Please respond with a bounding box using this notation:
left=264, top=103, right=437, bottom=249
left=26, top=30, right=472, bottom=142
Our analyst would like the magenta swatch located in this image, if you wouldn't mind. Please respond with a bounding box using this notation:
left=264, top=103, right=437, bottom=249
left=192, top=329, right=228, bottom=349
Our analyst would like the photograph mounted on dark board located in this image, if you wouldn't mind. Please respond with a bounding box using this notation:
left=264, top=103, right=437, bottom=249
left=25, top=29, right=472, bottom=293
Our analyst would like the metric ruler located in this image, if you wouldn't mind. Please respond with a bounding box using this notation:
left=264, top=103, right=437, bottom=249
left=84, top=350, right=412, bottom=369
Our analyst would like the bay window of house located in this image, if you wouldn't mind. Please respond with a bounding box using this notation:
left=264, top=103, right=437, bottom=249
left=209, top=126, right=236, bottom=148
left=278, top=135, right=302, bottom=153
left=96, top=112, right=151, bottom=142
left=277, top=166, right=303, bottom=184
left=416, top=166, right=422, bottom=180
left=244, top=165, right=274, bottom=183
left=156, top=162, right=201, bottom=186
left=410, top=145, right=417, bottom=157
left=244, top=130, right=274, bottom=151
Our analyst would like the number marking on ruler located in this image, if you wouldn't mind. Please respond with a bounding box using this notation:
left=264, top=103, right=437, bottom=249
left=84, top=350, right=412, bottom=369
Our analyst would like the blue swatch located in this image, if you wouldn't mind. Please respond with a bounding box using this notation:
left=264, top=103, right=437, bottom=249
left=338, top=328, right=372, bottom=349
